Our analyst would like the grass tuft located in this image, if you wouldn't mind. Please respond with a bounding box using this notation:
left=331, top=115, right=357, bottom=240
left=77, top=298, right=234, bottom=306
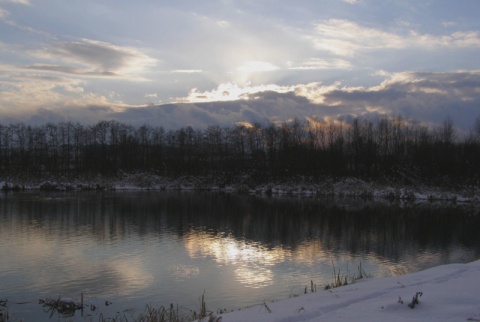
left=324, top=262, right=370, bottom=290
left=33, top=293, right=216, bottom=322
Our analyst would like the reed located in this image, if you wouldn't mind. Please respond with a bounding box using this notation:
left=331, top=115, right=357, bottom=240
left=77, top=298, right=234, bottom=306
left=0, top=299, right=9, bottom=322
left=95, top=293, right=219, bottom=322
left=323, top=262, right=370, bottom=290
left=353, top=262, right=370, bottom=280
left=0, top=310, right=8, bottom=322
left=30, top=293, right=212, bottom=322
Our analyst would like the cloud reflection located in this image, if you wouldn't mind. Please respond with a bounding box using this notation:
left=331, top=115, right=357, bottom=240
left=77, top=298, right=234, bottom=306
left=173, top=264, right=200, bottom=280
left=106, top=256, right=154, bottom=294
left=0, top=222, right=153, bottom=298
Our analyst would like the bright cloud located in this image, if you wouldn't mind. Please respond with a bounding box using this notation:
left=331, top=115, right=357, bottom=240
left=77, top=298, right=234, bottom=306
left=0, top=65, right=126, bottom=120
left=311, top=19, right=404, bottom=56
left=311, top=19, right=480, bottom=57
left=288, top=58, right=352, bottom=70
left=178, top=82, right=295, bottom=103
left=0, top=0, right=30, bottom=4
left=171, top=69, right=203, bottom=73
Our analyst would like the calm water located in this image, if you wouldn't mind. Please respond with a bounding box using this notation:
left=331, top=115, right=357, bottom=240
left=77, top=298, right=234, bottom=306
left=0, top=191, right=479, bottom=321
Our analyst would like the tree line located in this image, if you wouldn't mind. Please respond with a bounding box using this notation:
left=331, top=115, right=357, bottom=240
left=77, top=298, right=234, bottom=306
left=1, top=116, right=479, bottom=184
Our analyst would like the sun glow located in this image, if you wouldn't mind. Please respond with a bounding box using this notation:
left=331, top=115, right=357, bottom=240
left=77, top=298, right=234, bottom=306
left=236, top=61, right=279, bottom=74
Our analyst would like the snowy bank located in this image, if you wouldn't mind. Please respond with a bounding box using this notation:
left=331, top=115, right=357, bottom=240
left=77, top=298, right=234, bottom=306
left=218, top=259, right=480, bottom=322
left=1, top=174, right=479, bottom=206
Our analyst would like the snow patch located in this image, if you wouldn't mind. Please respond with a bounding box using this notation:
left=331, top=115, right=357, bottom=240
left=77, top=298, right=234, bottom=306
left=220, top=260, right=480, bottom=322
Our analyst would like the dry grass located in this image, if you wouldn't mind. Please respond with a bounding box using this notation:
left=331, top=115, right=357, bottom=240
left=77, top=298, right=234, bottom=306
left=96, top=292, right=220, bottom=322
left=324, top=262, right=370, bottom=290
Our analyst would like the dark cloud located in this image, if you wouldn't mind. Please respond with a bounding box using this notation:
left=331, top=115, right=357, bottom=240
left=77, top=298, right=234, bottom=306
left=325, top=88, right=407, bottom=104
left=3, top=71, right=479, bottom=131
left=145, top=72, right=480, bottom=130
left=95, top=90, right=318, bottom=129
left=27, top=109, right=68, bottom=124
left=22, top=64, right=83, bottom=74
left=19, top=105, right=117, bottom=126
left=21, top=64, right=122, bottom=77
left=28, top=39, right=155, bottom=77
left=53, top=40, right=137, bottom=71
left=11, top=73, right=74, bottom=82
left=321, top=71, right=480, bottom=128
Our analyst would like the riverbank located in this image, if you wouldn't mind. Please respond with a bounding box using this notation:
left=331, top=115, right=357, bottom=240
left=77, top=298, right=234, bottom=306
left=218, top=259, right=480, bottom=321
left=1, top=174, right=479, bottom=206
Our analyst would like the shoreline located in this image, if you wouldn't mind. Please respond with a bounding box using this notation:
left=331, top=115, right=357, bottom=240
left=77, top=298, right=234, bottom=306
left=3, top=259, right=480, bottom=321
left=1, top=174, right=479, bottom=207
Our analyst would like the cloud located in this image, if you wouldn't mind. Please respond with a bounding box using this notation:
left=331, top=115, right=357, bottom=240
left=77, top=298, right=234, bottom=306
left=20, top=64, right=123, bottom=78
left=122, top=71, right=480, bottom=130
left=0, top=38, right=158, bottom=116
left=171, top=69, right=203, bottom=73
left=1, top=71, right=479, bottom=131
left=442, top=21, right=457, bottom=28
left=323, top=71, right=480, bottom=126
left=0, top=7, right=8, bottom=20
left=288, top=58, right=352, bottom=70
left=177, top=82, right=296, bottom=103
left=111, top=92, right=312, bottom=129
left=0, top=65, right=127, bottom=121
left=30, top=39, right=157, bottom=77
left=0, top=0, right=30, bottom=4
left=311, top=19, right=404, bottom=56
left=310, top=19, right=480, bottom=57
left=23, top=105, right=117, bottom=125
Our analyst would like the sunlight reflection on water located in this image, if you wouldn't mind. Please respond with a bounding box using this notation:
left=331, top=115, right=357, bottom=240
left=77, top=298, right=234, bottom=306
left=184, top=230, right=289, bottom=288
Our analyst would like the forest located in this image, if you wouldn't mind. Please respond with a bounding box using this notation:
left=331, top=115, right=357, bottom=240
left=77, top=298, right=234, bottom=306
left=0, top=115, right=479, bottom=186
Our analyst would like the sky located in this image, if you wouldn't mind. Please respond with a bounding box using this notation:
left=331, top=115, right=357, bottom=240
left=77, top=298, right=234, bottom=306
left=0, top=0, right=479, bottom=130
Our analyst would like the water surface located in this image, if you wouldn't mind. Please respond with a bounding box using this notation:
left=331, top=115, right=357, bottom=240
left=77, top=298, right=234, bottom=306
left=0, top=191, right=479, bottom=321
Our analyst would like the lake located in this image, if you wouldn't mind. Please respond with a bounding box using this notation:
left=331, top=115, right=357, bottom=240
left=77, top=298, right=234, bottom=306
left=0, top=191, right=479, bottom=321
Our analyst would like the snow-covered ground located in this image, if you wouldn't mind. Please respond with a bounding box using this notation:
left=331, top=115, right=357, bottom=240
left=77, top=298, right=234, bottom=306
left=218, top=259, right=480, bottom=322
